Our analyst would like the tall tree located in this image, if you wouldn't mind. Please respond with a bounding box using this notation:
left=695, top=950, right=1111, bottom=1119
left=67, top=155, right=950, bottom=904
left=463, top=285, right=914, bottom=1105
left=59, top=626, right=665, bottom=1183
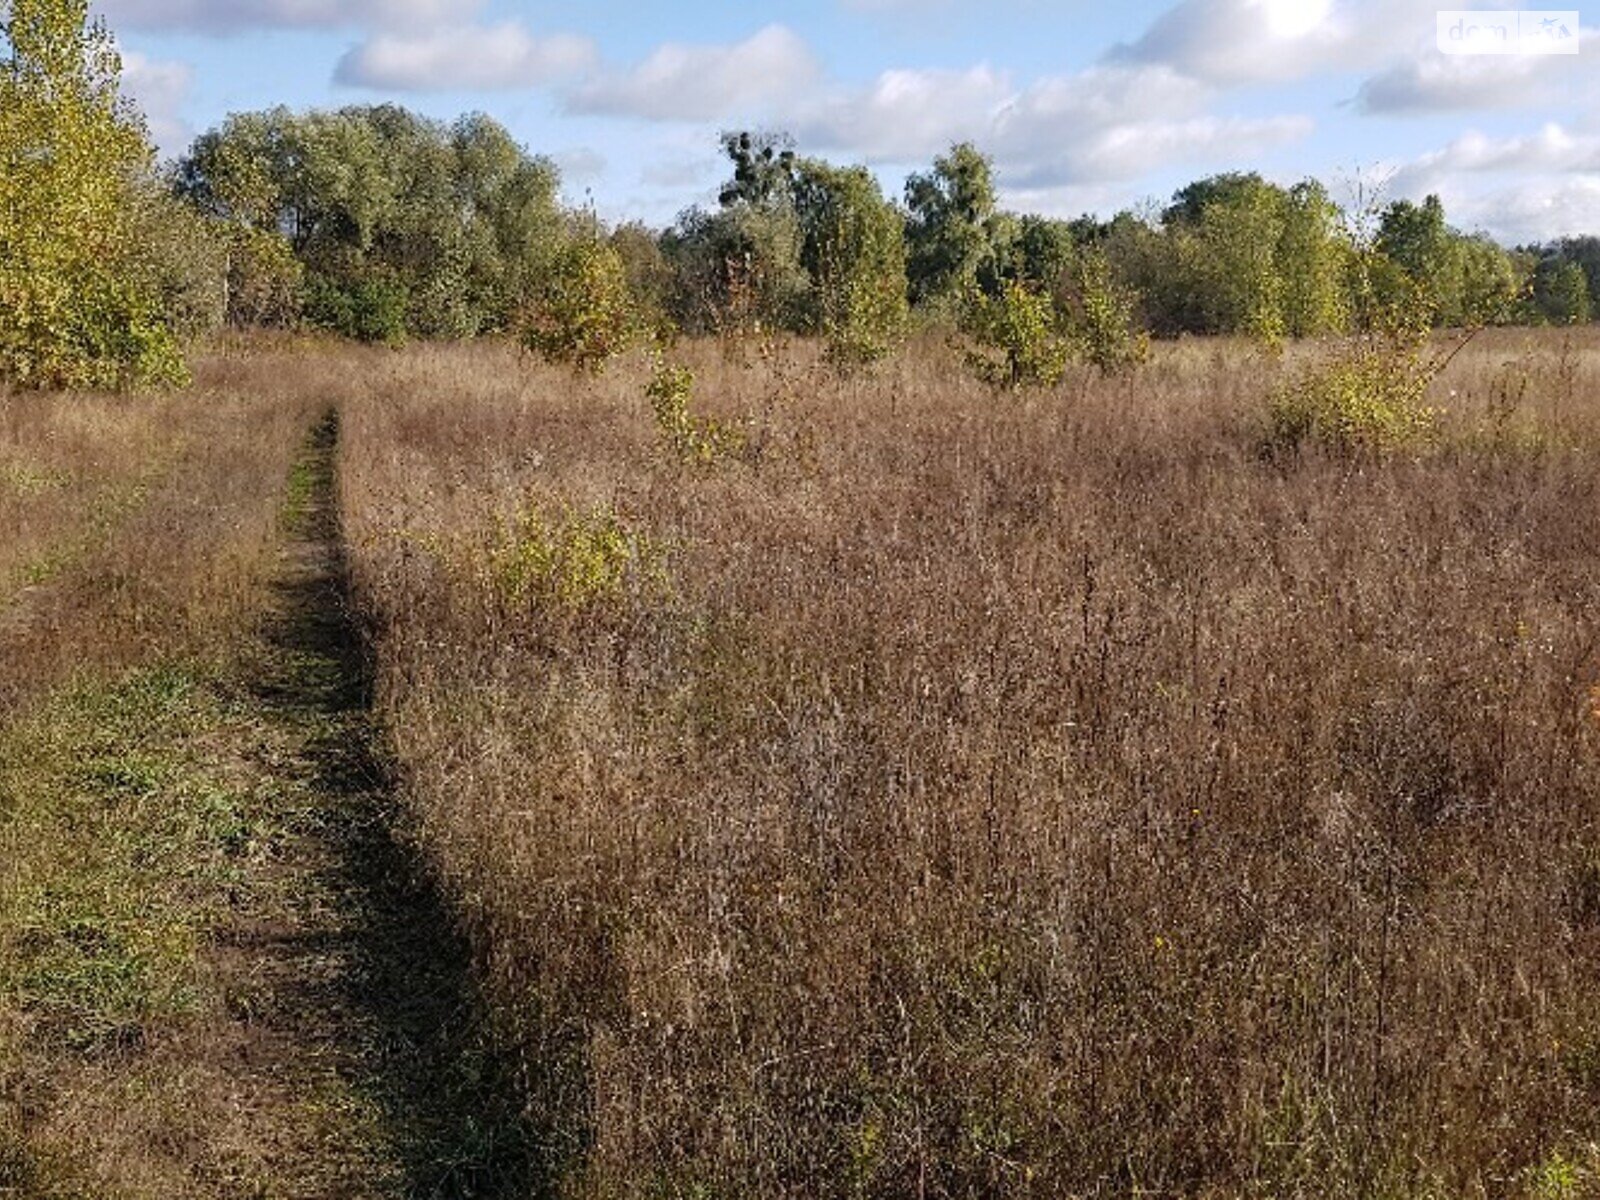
left=1278, top=181, right=1350, bottom=337
left=793, top=159, right=908, bottom=367
left=1531, top=256, right=1592, bottom=325
left=904, top=143, right=1002, bottom=307
left=175, top=106, right=564, bottom=340
left=0, top=0, right=189, bottom=387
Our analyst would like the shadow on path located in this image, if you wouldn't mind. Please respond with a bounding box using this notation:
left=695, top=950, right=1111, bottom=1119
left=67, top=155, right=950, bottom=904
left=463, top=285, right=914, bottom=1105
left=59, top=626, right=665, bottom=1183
left=253, top=411, right=543, bottom=1198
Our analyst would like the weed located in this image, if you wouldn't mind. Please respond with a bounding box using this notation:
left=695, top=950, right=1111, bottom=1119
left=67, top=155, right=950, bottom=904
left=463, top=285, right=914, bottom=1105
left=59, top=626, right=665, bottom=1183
left=490, top=501, right=662, bottom=614
left=646, top=355, right=745, bottom=465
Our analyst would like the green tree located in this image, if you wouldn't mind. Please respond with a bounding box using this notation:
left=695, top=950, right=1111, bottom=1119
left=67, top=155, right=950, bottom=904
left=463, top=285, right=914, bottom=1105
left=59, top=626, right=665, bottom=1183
left=793, top=160, right=909, bottom=367
left=1188, top=177, right=1289, bottom=344
left=522, top=228, right=634, bottom=374
left=1553, top=236, right=1600, bottom=314
left=960, top=279, right=1070, bottom=390
left=1531, top=256, right=1592, bottom=325
left=905, top=143, right=1003, bottom=308
left=718, top=130, right=797, bottom=208
left=1278, top=181, right=1350, bottom=337
left=662, top=131, right=808, bottom=337
left=0, top=0, right=188, bottom=387
left=1162, top=172, right=1271, bottom=228
left=175, top=105, right=564, bottom=340
left=1064, top=248, right=1149, bottom=375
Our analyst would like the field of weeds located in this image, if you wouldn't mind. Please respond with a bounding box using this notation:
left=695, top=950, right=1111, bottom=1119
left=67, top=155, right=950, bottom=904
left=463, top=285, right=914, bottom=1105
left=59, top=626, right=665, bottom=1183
left=328, top=328, right=1600, bottom=1197
left=2, top=331, right=1598, bottom=1196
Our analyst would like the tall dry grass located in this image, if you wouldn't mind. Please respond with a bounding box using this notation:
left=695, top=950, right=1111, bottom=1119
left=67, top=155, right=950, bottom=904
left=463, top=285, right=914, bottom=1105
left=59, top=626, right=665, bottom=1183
left=0, top=348, right=356, bottom=710
left=339, top=329, right=1600, bottom=1197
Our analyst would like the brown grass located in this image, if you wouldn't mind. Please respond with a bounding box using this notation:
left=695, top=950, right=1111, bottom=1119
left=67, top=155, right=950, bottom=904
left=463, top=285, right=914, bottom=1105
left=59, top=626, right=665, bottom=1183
left=338, top=328, right=1600, bottom=1198
left=0, top=349, right=337, bottom=711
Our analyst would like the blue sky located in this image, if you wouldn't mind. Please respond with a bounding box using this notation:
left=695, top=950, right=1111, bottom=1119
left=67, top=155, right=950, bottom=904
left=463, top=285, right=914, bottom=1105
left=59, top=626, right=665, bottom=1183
left=98, top=0, right=1600, bottom=243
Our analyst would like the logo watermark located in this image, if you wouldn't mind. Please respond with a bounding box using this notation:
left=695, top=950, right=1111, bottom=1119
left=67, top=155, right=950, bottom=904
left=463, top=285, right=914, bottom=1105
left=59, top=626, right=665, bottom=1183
left=1437, top=10, right=1580, bottom=53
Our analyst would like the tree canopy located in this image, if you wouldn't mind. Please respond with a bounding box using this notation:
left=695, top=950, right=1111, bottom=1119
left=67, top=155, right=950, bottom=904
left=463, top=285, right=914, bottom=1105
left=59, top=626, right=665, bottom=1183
left=0, top=0, right=192, bottom=387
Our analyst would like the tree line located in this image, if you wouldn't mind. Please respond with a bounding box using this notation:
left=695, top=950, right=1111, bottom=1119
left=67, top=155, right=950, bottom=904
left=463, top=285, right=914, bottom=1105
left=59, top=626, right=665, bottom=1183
left=3, top=0, right=1596, bottom=389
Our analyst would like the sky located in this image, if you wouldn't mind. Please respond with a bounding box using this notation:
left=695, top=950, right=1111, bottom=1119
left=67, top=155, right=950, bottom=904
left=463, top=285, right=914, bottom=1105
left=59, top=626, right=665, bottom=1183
left=96, top=0, right=1600, bottom=244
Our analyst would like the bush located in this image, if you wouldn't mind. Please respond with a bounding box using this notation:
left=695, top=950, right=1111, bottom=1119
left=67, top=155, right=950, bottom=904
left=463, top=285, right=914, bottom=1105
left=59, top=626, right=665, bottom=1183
left=226, top=226, right=303, bottom=330
left=960, top=280, right=1070, bottom=390
left=304, top=274, right=409, bottom=346
left=489, top=502, right=661, bottom=615
left=646, top=355, right=744, bottom=465
left=1268, top=338, right=1439, bottom=453
left=1066, top=249, right=1149, bottom=376
left=522, top=233, right=635, bottom=374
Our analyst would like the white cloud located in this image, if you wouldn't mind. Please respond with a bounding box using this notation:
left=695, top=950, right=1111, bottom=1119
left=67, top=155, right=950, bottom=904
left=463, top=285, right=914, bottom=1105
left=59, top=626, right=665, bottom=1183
left=1109, top=0, right=1433, bottom=84
left=120, top=50, right=192, bottom=155
left=1397, top=124, right=1600, bottom=183
left=94, top=0, right=466, bottom=34
left=335, top=22, right=598, bottom=91
left=1353, top=32, right=1599, bottom=113
left=568, top=25, right=822, bottom=121
left=1378, top=122, right=1600, bottom=243
left=1416, top=177, right=1600, bottom=244
left=792, top=65, right=1013, bottom=159
left=1020, top=114, right=1313, bottom=185
left=789, top=62, right=1311, bottom=185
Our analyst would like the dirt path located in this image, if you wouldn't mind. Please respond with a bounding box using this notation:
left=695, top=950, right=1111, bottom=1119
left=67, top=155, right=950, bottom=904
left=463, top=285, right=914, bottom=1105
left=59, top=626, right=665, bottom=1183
left=208, top=410, right=535, bottom=1196
left=0, top=412, right=534, bottom=1197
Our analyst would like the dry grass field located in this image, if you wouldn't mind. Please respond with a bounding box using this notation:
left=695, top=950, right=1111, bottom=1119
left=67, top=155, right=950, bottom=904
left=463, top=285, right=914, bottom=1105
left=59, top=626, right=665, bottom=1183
left=2, top=329, right=1599, bottom=1196
left=338, top=329, right=1600, bottom=1197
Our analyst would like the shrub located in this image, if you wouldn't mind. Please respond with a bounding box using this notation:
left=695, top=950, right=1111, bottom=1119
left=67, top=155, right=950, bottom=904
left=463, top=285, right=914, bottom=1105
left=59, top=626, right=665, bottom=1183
left=1268, top=243, right=1467, bottom=455
left=489, top=502, right=661, bottom=615
left=1268, top=337, right=1439, bottom=453
left=646, top=355, right=744, bottom=465
left=522, top=234, right=635, bottom=375
left=304, top=274, right=409, bottom=346
left=226, top=226, right=303, bottom=329
left=960, top=280, right=1070, bottom=390
left=1066, top=249, right=1149, bottom=376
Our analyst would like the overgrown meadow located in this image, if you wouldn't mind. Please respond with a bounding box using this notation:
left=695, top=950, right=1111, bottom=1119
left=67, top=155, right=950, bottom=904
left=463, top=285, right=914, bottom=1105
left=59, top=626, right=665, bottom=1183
left=6, top=1, right=1600, bottom=1194
left=335, top=328, right=1600, bottom=1198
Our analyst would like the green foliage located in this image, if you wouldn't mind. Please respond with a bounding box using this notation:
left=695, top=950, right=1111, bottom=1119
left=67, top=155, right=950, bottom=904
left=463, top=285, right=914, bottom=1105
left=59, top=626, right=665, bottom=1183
left=646, top=355, right=744, bottom=464
left=960, top=279, right=1070, bottom=391
left=1531, top=257, right=1592, bottom=325
left=905, top=143, right=1005, bottom=308
left=1279, top=182, right=1351, bottom=337
left=1006, top=215, right=1078, bottom=294
left=224, top=226, right=303, bottom=328
left=0, top=0, right=189, bottom=389
left=1268, top=338, right=1439, bottom=454
left=304, top=273, right=409, bottom=346
left=610, top=221, right=678, bottom=342
left=663, top=132, right=810, bottom=339
left=175, top=105, right=565, bottom=341
left=794, top=160, right=909, bottom=369
left=521, top=232, right=634, bottom=374
left=1268, top=254, right=1447, bottom=454
left=1376, top=195, right=1524, bottom=328
left=1065, top=249, right=1149, bottom=375
left=718, top=130, right=798, bottom=208
left=490, top=502, right=660, bottom=614
left=1188, top=176, right=1290, bottom=347
left=130, top=183, right=227, bottom=342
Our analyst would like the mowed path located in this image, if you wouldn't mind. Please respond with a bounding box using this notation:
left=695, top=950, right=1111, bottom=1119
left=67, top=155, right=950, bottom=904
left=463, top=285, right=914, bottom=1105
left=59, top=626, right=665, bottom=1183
left=0, top=413, right=532, bottom=1197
